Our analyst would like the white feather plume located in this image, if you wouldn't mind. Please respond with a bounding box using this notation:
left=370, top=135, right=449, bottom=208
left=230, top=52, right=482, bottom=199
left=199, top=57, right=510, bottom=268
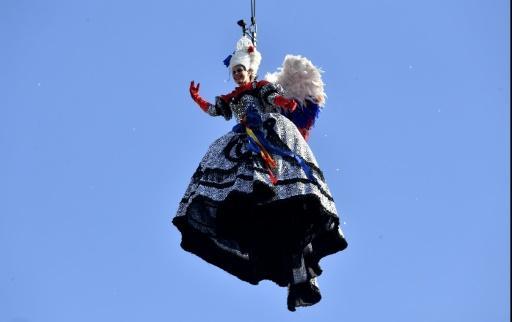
left=265, top=55, right=326, bottom=107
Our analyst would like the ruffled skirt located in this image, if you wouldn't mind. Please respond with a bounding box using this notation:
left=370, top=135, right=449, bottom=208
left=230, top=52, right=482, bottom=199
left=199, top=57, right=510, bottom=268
left=172, top=113, right=347, bottom=309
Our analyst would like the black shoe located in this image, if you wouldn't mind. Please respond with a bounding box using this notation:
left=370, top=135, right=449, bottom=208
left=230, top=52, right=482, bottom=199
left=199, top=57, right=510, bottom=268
left=287, top=280, right=322, bottom=312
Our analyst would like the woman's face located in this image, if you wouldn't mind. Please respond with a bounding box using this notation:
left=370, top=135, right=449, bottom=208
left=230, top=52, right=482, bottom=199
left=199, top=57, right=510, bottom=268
left=232, top=65, right=252, bottom=85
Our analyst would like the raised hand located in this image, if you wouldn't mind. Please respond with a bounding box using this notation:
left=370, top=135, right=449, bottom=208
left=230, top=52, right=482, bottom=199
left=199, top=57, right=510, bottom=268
left=189, top=81, right=200, bottom=99
left=189, top=81, right=211, bottom=112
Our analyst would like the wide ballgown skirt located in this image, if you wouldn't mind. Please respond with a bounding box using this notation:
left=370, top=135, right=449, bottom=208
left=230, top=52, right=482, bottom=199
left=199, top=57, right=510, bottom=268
left=173, top=113, right=347, bottom=287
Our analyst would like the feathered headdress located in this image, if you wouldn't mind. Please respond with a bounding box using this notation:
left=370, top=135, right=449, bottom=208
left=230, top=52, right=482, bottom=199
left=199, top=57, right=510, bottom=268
left=224, top=36, right=262, bottom=76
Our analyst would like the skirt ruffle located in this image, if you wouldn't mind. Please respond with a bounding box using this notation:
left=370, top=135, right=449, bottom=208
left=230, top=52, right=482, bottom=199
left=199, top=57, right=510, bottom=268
left=173, top=113, right=347, bottom=287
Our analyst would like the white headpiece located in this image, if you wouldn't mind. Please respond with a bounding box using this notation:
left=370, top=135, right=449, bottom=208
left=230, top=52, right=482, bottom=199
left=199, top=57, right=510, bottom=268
left=226, top=36, right=262, bottom=76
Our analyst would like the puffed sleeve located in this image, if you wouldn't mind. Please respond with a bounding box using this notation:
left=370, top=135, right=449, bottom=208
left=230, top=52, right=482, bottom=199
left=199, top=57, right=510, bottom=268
left=205, top=96, right=233, bottom=121
left=258, top=81, right=285, bottom=113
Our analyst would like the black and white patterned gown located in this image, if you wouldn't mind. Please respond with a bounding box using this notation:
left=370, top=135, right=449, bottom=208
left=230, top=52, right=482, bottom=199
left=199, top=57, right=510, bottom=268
left=172, top=80, right=347, bottom=310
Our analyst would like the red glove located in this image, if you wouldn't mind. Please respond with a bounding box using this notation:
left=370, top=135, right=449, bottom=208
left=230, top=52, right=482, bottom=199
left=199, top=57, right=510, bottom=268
left=189, top=81, right=211, bottom=112
left=273, top=96, right=297, bottom=112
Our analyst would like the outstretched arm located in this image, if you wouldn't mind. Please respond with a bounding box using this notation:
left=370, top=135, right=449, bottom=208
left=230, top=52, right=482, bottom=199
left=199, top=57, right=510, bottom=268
left=189, top=81, right=212, bottom=112
left=258, top=81, right=297, bottom=112
left=189, top=81, right=232, bottom=120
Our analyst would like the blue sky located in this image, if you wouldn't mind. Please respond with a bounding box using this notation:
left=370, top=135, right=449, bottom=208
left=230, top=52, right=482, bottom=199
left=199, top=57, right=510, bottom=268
left=1, top=0, right=509, bottom=321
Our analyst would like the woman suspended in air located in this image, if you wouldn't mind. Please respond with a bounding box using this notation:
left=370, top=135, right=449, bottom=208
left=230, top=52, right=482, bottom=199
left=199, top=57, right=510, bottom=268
left=172, top=22, right=348, bottom=311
